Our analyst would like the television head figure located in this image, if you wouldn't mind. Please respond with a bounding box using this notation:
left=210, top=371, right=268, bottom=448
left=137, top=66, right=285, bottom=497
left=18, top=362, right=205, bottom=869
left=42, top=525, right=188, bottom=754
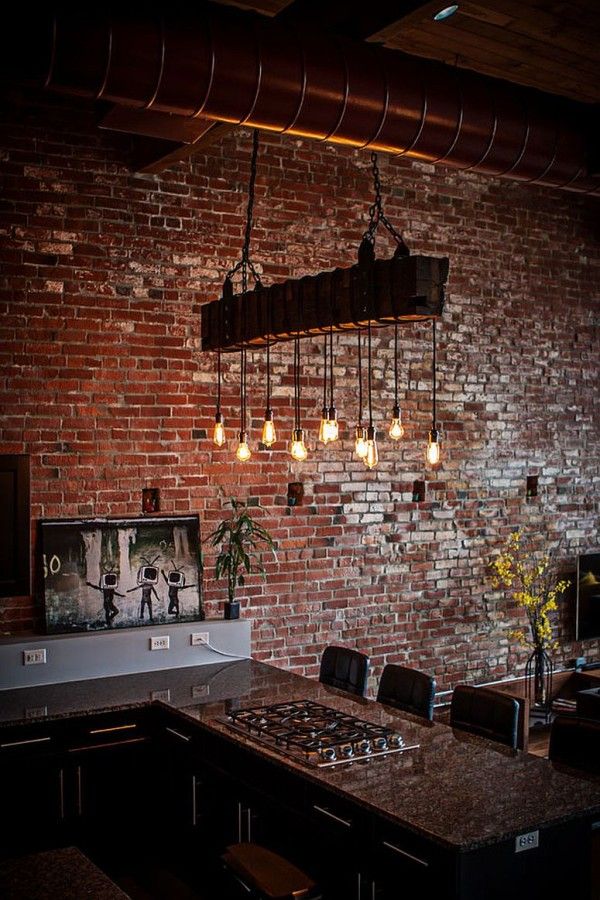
left=86, top=569, right=125, bottom=628
left=127, top=555, right=162, bottom=622
left=162, top=562, right=196, bottom=617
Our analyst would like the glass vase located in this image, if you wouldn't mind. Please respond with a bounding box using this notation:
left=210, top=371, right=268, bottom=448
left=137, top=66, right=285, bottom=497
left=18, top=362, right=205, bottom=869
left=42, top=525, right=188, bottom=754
left=525, top=646, right=553, bottom=712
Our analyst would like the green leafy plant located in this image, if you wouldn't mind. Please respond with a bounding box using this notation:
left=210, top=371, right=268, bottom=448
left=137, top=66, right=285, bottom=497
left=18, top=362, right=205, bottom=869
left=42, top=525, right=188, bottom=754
left=208, top=499, right=276, bottom=603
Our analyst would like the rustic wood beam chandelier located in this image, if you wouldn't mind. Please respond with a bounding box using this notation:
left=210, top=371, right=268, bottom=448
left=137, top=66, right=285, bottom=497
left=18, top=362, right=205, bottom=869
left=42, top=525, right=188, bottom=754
left=204, top=138, right=449, bottom=468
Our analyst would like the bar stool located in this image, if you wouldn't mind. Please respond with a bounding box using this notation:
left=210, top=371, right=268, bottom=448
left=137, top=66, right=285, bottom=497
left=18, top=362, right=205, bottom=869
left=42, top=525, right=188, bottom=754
left=376, top=663, right=436, bottom=720
left=450, top=684, right=519, bottom=749
left=222, top=843, right=322, bottom=899
left=319, top=645, right=369, bottom=697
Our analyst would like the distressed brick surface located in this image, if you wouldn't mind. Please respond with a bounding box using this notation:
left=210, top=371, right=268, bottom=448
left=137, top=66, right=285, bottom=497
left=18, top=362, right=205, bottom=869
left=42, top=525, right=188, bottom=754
left=1, top=89, right=599, bottom=691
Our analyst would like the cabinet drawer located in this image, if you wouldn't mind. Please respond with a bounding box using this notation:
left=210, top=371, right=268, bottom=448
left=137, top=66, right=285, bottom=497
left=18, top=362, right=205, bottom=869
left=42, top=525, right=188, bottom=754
left=370, top=819, right=452, bottom=895
left=63, top=708, right=153, bottom=752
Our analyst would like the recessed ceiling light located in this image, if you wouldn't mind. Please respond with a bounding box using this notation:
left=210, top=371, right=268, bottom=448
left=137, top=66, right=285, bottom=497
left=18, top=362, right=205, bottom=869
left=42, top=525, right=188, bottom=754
left=433, top=5, right=459, bottom=21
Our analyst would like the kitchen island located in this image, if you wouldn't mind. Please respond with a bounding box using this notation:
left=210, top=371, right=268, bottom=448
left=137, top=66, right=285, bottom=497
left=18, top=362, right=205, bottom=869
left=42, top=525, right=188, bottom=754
left=1, top=659, right=599, bottom=899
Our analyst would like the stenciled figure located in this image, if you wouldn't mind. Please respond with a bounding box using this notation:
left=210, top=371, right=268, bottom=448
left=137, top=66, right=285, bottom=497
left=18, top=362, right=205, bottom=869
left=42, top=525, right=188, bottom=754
left=86, top=571, right=124, bottom=628
left=127, top=555, right=161, bottom=622
left=162, top=563, right=196, bottom=618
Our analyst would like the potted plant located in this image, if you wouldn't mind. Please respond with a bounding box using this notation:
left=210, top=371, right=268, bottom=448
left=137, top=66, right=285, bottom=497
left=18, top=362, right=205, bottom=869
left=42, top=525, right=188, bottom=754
left=208, top=498, right=276, bottom=620
left=490, top=530, right=570, bottom=710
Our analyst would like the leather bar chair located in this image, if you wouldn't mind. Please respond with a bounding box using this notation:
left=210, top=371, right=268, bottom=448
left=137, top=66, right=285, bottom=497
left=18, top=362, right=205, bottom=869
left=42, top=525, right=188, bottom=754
left=376, top=664, right=436, bottom=721
left=549, top=715, right=600, bottom=776
left=222, top=843, right=322, bottom=900
left=318, top=645, right=369, bottom=697
left=450, top=684, right=520, bottom=749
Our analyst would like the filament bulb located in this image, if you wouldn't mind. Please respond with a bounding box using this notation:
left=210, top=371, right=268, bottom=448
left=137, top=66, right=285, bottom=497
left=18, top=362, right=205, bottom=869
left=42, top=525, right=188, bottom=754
left=235, top=431, right=252, bottom=462
left=326, top=406, right=339, bottom=442
left=213, top=413, right=226, bottom=448
left=364, top=425, right=378, bottom=470
left=389, top=404, right=404, bottom=441
left=290, top=428, right=308, bottom=462
left=354, top=425, right=368, bottom=459
left=261, top=409, right=276, bottom=447
left=319, top=406, right=330, bottom=444
left=426, top=428, right=441, bottom=466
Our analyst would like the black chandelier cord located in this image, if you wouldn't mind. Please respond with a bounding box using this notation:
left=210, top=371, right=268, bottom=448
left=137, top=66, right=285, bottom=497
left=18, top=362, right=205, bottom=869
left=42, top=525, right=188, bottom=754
left=294, top=336, right=301, bottom=430
left=393, top=323, right=399, bottom=406
left=328, top=324, right=334, bottom=408
left=322, top=333, right=328, bottom=408
left=357, top=328, right=363, bottom=424
left=362, top=151, right=410, bottom=256
left=217, top=348, right=222, bottom=411
left=432, top=318, right=437, bottom=428
left=265, top=296, right=272, bottom=410
left=367, top=319, right=373, bottom=428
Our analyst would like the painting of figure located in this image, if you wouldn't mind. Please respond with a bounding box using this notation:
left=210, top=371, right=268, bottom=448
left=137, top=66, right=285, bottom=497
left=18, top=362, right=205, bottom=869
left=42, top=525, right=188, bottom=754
left=41, top=515, right=203, bottom=633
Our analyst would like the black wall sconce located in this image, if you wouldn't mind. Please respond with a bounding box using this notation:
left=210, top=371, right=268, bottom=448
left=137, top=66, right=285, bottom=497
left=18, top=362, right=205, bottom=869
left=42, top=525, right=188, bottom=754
left=526, top=476, right=539, bottom=498
left=287, top=482, right=304, bottom=507
left=412, top=480, right=426, bottom=503
left=142, top=488, right=160, bottom=513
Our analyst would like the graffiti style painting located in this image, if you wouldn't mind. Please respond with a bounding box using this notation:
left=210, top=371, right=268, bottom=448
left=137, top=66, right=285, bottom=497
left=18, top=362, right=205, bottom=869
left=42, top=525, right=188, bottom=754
left=40, top=515, right=203, bottom=634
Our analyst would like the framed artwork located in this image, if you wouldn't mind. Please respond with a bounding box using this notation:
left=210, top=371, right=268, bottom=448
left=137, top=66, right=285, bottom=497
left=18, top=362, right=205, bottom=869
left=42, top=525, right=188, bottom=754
left=40, top=515, right=203, bottom=634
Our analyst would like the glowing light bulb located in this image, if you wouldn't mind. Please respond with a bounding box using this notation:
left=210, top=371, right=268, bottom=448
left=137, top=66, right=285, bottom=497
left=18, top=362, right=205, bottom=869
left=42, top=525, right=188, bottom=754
left=326, top=406, right=339, bottom=442
left=213, top=413, right=226, bottom=447
left=290, top=428, right=308, bottom=462
left=235, top=431, right=252, bottom=462
left=364, top=425, right=378, bottom=470
left=426, top=428, right=441, bottom=466
left=354, top=425, right=368, bottom=459
left=261, top=409, right=276, bottom=447
left=389, top=404, right=404, bottom=441
left=319, top=406, right=330, bottom=444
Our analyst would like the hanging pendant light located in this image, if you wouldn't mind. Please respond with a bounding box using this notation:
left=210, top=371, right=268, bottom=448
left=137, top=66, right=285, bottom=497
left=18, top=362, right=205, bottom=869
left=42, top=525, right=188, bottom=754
left=236, top=343, right=252, bottom=462
left=318, top=333, right=330, bottom=444
left=364, top=318, right=378, bottom=470
left=290, top=336, right=308, bottom=461
left=426, top=319, right=441, bottom=466
left=261, top=297, right=276, bottom=447
left=213, top=343, right=226, bottom=447
left=354, top=328, right=368, bottom=459
left=389, top=324, right=405, bottom=440
left=325, top=324, right=339, bottom=442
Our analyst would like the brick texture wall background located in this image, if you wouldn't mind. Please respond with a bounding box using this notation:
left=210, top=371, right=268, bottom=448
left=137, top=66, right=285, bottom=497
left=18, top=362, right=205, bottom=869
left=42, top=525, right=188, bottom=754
left=1, top=89, right=599, bottom=691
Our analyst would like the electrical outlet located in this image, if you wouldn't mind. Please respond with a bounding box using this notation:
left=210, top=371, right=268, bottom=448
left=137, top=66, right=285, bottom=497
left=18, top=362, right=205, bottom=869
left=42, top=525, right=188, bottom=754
left=150, top=635, right=170, bottom=651
left=191, top=632, right=210, bottom=646
left=150, top=689, right=171, bottom=703
left=515, top=830, right=539, bottom=853
left=25, top=706, right=48, bottom=719
left=192, top=684, right=210, bottom=699
left=23, top=648, right=47, bottom=666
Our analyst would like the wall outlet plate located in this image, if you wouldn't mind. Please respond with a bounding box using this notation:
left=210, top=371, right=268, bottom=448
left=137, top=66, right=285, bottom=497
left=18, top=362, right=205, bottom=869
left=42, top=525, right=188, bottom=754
left=23, top=648, right=46, bottom=666
left=192, top=684, right=210, bottom=699
left=515, top=830, right=539, bottom=852
left=191, top=632, right=209, bottom=646
left=150, top=689, right=171, bottom=702
left=150, top=635, right=170, bottom=651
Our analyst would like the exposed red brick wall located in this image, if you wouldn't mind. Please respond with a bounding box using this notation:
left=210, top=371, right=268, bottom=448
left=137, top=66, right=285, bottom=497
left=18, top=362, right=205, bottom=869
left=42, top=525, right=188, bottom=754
left=1, top=88, right=599, bottom=691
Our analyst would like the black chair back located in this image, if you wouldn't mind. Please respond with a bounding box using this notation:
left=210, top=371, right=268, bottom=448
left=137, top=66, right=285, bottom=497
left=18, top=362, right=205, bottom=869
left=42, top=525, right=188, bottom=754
left=549, top=715, right=600, bottom=776
left=376, top=664, right=436, bottom=721
left=450, top=684, right=519, bottom=749
left=319, top=646, right=369, bottom=697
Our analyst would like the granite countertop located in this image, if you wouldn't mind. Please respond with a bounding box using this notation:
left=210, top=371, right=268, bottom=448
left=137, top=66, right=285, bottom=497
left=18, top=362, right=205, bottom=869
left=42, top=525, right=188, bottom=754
left=1, top=659, right=599, bottom=853
left=0, top=847, right=131, bottom=899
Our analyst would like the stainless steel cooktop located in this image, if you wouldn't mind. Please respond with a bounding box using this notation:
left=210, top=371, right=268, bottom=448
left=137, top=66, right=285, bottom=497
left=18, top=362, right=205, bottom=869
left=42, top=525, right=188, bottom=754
left=224, top=699, right=419, bottom=768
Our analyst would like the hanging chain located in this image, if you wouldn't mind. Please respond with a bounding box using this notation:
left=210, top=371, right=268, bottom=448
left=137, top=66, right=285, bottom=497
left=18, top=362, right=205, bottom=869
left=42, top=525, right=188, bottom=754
left=227, top=129, right=262, bottom=290
left=362, top=151, right=410, bottom=255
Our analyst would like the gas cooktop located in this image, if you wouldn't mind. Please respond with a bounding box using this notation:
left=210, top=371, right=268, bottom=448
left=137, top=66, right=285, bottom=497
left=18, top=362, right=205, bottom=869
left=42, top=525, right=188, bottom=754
left=224, top=699, right=419, bottom=768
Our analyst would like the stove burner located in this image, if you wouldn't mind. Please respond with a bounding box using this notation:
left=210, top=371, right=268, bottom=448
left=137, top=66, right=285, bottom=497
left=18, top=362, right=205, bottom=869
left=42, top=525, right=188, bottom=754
left=224, top=699, right=418, bottom=768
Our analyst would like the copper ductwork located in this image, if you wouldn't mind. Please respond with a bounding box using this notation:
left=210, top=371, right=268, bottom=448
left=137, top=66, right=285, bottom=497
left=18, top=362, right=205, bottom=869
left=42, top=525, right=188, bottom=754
left=12, top=6, right=598, bottom=194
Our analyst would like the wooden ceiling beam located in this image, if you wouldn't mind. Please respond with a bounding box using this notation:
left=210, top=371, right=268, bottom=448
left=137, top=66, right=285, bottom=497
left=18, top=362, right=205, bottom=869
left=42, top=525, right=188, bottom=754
left=276, top=0, right=436, bottom=40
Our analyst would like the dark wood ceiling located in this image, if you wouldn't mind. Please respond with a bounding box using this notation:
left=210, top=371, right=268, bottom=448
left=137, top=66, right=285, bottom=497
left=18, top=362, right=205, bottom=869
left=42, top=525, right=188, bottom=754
left=216, top=0, right=600, bottom=104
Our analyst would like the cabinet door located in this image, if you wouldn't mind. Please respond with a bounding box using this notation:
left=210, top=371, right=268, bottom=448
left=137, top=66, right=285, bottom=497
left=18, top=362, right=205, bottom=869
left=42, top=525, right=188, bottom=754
left=369, top=819, right=454, bottom=899
left=0, top=727, right=65, bottom=857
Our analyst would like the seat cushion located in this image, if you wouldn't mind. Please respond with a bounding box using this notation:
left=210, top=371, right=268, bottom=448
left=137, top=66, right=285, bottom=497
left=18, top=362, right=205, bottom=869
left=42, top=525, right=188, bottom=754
left=222, top=843, right=317, bottom=900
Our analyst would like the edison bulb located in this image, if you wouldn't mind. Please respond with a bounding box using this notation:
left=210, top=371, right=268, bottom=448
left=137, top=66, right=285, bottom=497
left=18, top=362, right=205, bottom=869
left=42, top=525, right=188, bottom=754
left=326, top=406, right=339, bottom=442
left=290, top=428, right=308, bottom=461
left=235, top=431, right=252, bottom=462
left=261, top=409, right=276, bottom=447
left=364, top=425, right=378, bottom=470
left=319, top=406, right=330, bottom=444
left=426, top=428, right=441, bottom=466
left=389, top=404, right=404, bottom=441
left=354, top=425, right=368, bottom=459
left=213, top=413, right=226, bottom=447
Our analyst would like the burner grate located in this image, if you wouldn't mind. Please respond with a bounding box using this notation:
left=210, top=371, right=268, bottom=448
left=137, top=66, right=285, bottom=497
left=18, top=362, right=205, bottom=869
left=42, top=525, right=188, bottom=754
left=226, top=699, right=419, bottom=768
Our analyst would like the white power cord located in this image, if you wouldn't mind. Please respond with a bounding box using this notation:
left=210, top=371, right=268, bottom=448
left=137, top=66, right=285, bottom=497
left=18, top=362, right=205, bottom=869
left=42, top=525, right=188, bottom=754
left=202, top=639, right=252, bottom=660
